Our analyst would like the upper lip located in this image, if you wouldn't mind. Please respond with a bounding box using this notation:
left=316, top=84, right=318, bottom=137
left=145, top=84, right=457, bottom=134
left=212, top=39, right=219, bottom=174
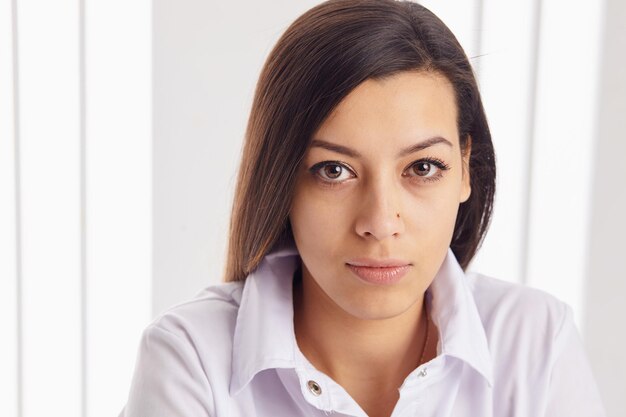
left=346, top=258, right=411, bottom=267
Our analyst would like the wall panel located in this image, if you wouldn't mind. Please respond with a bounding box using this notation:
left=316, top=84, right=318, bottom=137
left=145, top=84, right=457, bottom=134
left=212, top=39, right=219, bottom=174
left=84, top=1, right=152, bottom=416
left=468, top=0, right=538, bottom=285
left=526, top=0, right=604, bottom=328
left=15, top=0, right=82, bottom=416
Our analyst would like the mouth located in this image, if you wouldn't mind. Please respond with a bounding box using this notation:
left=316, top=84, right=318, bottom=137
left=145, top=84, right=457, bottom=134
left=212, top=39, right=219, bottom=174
left=346, top=258, right=411, bottom=267
left=345, top=258, right=411, bottom=285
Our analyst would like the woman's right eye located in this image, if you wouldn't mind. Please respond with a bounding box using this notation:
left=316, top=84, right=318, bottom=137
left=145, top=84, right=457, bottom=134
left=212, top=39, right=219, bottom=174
left=309, top=161, right=356, bottom=183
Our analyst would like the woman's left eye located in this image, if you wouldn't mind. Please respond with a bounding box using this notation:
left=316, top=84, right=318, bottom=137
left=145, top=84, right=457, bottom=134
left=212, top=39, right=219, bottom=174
left=410, top=161, right=438, bottom=177
left=403, top=158, right=450, bottom=181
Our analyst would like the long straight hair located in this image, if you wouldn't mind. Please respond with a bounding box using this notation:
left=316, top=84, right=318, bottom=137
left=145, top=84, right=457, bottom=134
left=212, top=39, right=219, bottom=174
left=224, top=0, right=496, bottom=282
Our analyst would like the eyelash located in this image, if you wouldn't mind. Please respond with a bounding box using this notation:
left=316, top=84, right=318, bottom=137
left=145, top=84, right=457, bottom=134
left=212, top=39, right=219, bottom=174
left=308, top=157, right=451, bottom=188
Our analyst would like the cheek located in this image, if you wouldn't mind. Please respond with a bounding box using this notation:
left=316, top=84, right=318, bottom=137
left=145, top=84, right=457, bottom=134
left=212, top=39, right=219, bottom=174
left=289, top=190, right=353, bottom=295
left=406, top=182, right=463, bottom=241
left=408, top=201, right=457, bottom=244
left=289, top=187, right=348, bottom=256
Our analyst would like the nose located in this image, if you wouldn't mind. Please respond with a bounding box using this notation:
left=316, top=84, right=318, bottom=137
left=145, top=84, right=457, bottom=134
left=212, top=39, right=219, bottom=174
left=354, top=178, right=405, bottom=241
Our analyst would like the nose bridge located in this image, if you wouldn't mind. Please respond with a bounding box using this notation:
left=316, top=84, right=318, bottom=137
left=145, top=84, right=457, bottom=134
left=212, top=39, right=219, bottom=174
left=369, top=174, right=397, bottom=214
left=355, top=171, right=404, bottom=240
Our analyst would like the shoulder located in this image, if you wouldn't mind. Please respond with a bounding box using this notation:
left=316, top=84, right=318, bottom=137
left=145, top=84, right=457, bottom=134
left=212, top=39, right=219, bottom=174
left=143, top=280, right=245, bottom=377
left=465, top=271, right=569, bottom=336
left=150, top=280, right=244, bottom=338
left=121, top=281, right=245, bottom=416
left=465, top=271, right=573, bottom=383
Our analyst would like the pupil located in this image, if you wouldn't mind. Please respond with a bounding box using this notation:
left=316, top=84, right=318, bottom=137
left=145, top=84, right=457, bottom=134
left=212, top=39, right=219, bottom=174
left=325, top=165, right=342, bottom=178
left=416, top=162, right=431, bottom=176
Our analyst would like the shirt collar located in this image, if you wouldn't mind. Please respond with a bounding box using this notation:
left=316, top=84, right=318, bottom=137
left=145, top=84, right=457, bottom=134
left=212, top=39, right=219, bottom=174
left=230, top=243, right=493, bottom=395
left=230, top=242, right=301, bottom=395
left=429, top=249, right=494, bottom=387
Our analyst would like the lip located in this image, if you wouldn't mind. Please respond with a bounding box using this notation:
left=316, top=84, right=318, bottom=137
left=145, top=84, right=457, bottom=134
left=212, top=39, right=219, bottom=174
left=346, top=258, right=411, bottom=285
left=346, top=258, right=411, bottom=267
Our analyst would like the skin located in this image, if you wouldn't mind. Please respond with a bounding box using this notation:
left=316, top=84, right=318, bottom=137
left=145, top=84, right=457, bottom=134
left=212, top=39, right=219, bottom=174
left=289, top=70, right=472, bottom=417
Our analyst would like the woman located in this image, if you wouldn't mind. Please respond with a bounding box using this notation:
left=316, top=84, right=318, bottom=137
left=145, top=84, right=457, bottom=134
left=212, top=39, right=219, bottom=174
left=120, top=1, right=606, bottom=416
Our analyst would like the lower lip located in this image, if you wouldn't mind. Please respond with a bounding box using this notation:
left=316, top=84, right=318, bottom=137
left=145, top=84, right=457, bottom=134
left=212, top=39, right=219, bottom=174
left=346, top=264, right=411, bottom=285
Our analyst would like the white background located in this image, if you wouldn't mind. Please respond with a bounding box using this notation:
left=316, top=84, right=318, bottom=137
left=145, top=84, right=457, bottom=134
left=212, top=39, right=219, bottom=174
left=1, top=0, right=624, bottom=416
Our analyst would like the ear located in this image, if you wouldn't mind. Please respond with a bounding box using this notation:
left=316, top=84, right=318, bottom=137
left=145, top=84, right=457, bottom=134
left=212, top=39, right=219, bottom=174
left=459, top=135, right=472, bottom=203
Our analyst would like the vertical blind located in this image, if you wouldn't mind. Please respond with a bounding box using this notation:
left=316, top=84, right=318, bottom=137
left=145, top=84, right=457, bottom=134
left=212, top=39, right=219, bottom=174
left=1, top=1, right=151, bottom=417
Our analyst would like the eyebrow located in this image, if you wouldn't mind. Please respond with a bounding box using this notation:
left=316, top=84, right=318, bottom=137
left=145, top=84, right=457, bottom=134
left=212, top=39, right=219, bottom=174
left=309, top=136, right=453, bottom=158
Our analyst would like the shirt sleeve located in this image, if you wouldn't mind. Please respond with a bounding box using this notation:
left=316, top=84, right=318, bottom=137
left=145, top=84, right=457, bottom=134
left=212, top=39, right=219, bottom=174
left=119, top=323, right=216, bottom=417
left=543, top=303, right=607, bottom=417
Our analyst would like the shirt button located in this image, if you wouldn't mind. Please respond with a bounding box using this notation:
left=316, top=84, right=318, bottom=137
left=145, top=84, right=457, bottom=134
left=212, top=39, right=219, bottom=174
left=307, top=380, right=322, bottom=396
left=418, top=368, right=428, bottom=377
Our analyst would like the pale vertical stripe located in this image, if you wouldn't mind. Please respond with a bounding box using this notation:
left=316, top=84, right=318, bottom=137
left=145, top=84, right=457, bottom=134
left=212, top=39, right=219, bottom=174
left=78, top=0, right=87, bottom=414
left=526, top=0, right=604, bottom=329
left=468, top=0, right=538, bottom=284
left=0, top=0, right=19, bottom=415
left=84, top=0, right=152, bottom=416
left=518, top=0, right=543, bottom=286
left=584, top=0, right=626, bottom=412
left=472, top=0, right=484, bottom=74
left=16, top=0, right=82, bottom=416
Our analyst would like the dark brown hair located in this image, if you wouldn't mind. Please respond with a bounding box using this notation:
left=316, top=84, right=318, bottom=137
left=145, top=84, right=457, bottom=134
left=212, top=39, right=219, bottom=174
left=224, top=0, right=496, bottom=282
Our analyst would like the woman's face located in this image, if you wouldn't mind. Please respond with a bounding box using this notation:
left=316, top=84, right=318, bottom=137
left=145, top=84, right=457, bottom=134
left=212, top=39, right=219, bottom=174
left=289, top=70, right=471, bottom=320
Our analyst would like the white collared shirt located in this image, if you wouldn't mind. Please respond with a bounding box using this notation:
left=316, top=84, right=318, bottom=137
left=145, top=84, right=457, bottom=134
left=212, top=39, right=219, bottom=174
left=119, top=244, right=607, bottom=416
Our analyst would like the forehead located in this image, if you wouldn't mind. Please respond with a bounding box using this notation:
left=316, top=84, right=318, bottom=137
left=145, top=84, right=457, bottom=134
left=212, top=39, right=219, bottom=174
left=312, top=70, right=459, bottom=152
